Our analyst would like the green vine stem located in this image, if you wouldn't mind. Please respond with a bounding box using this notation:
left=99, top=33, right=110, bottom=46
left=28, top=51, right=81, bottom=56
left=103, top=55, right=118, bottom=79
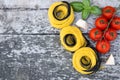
left=100, top=12, right=116, bottom=41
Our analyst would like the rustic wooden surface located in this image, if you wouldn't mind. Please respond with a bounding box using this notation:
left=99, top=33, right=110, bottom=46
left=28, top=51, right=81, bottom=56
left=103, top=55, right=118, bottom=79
left=0, top=0, right=120, bottom=80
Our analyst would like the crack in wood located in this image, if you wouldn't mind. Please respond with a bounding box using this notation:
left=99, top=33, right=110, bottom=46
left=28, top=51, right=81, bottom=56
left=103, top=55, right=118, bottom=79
left=0, top=33, right=59, bottom=35
left=0, top=33, right=120, bottom=35
left=0, top=8, right=48, bottom=11
left=0, top=33, right=94, bottom=35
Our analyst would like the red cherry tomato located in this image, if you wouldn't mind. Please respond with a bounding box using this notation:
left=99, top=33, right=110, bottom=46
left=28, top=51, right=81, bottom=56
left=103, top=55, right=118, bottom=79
left=96, top=39, right=110, bottom=54
left=95, top=17, right=108, bottom=30
left=105, top=28, right=117, bottom=41
left=111, top=17, right=120, bottom=30
left=102, top=6, right=116, bottom=20
left=89, top=28, right=103, bottom=41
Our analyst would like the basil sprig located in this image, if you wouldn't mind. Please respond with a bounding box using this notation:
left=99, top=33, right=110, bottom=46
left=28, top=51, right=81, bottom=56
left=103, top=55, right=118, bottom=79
left=91, top=6, right=101, bottom=15
left=70, top=2, right=84, bottom=12
left=82, top=0, right=90, bottom=7
left=82, top=9, right=90, bottom=20
left=70, top=0, right=101, bottom=20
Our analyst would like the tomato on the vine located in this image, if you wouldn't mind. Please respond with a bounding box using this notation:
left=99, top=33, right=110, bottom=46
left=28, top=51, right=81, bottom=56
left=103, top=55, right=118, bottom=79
left=95, top=17, right=108, bottom=30
left=96, top=39, right=110, bottom=54
left=105, top=28, right=117, bottom=41
left=102, top=6, right=116, bottom=20
left=111, top=17, right=120, bottom=30
left=89, top=28, right=103, bottom=41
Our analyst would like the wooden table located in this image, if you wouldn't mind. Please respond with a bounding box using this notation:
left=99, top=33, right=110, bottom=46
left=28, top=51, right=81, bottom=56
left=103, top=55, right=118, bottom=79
left=0, top=0, right=120, bottom=80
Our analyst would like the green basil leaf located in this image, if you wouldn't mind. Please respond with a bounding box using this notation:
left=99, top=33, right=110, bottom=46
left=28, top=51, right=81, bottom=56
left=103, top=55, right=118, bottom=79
left=70, top=2, right=84, bottom=12
left=82, top=0, right=90, bottom=7
left=91, top=6, right=102, bottom=15
left=82, top=9, right=90, bottom=20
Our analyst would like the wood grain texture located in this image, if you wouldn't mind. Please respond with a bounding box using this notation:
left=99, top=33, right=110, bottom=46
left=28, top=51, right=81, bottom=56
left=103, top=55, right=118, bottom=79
left=0, top=35, right=120, bottom=80
left=0, top=10, right=59, bottom=34
left=0, top=0, right=120, bottom=8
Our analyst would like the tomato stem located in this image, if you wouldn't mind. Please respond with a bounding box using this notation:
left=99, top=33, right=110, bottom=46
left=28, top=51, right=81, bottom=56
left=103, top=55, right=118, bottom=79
left=100, top=12, right=116, bottom=41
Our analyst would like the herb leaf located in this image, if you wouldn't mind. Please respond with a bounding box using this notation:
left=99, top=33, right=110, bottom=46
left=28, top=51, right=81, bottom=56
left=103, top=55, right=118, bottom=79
left=91, top=6, right=101, bottom=15
left=70, top=1, right=84, bottom=12
left=82, top=0, right=90, bottom=7
left=82, top=9, right=90, bottom=20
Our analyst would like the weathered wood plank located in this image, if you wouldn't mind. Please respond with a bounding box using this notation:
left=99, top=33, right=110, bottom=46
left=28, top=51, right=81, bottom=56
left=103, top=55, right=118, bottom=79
left=0, top=0, right=120, bottom=9
left=1, top=10, right=120, bottom=34
left=0, top=35, right=120, bottom=80
left=0, top=10, right=59, bottom=34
